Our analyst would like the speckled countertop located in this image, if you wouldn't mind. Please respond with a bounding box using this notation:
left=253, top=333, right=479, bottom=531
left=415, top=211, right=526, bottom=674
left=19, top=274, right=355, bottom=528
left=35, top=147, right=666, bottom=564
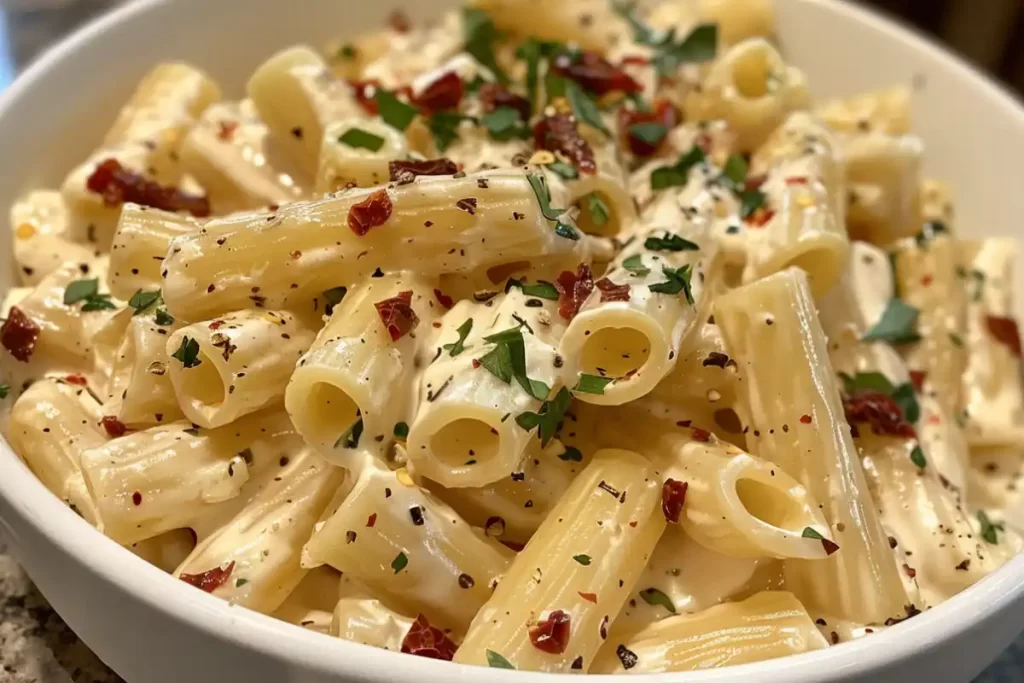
left=0, top=2, right=1024, bottom=683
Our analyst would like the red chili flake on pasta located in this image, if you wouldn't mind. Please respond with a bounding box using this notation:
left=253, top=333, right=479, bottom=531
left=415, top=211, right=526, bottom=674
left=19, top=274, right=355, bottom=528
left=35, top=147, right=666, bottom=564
left=534, top=114, right=596, bottom=174
left=479, top=83, right=531, bottom=121
left=413, top=71, right=464, bottom=112
left=375, top=290, right=419, bottom=341
left=690, top=427, right=711, bottom=442
left=217, top=120, right=238, bottom=141
left=554, top=264, right=595, bottom=321
left=746, top=207, right=775, bottom=228
left=366, top=513, right=377, bottom=528
left=596, top=278, right=630, bottom=302
left=208, top=320, right=224, bottom=330
left=63, top=373, right=88, bottom=386
left=745, top=173, right=767, bottom=190
left=921, top=274, right=933, bottom=286
left=1, top=306, right=40, bottom=362
left=85, top=158, right=210, bottom=217
left=101, top=416, right=127, bottom=438
left=619, top=55, right=650, bottom=67
left=433, top=289, right=454, bottom=309
left=578, top=592, right=598, bottom=603
left=180, top=561, right=235, bottom=593
left=132, top=491, right=142, bottom=506
left=785, top=176, right=808, bottom=185
left=986, top=315, right=1022, bottom=357
left=400, top=614, right=457, bottom=661
left=551, top=50, right=642, bottom=95
left=348, top=189, right=393, bottom=236
left=842, top=390, right=917, bottom=439
left=350, top=79, right=383, bottom=115
left=661, top=479, right=688, bottom=523
left=387, top=8, right=411, bottom=32
left=910, top=371, right=927, bottom=391
left=388, top=158, right=458, bottom=181
left=800, top=414, right=812, bottom=424
left=617, top=99, right=678, bottom=157
left=528, top=610, right=571, bottom=654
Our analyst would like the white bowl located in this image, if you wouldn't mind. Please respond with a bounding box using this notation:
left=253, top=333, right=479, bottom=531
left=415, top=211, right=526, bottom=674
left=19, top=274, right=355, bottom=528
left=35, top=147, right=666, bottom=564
left=2, top=0, right=1024, bottom=681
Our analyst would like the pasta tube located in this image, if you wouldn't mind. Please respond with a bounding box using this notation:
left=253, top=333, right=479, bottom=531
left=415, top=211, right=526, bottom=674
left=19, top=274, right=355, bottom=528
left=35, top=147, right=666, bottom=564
left=285, top=273, right=439, bottom=466
left=107, top=204, right=198, bottom=300
left=128, top=528, right=196, bottom=573
left=407, top=289, right=566, bottom=488
left=591, top=591, right=827, bottom=673
left=551, top=140, right=636, bottom=238
left=167, top=309, right=315, bottom=428
left=316, top=119, right=410, bottom=193
left=10, top=190, right=96, bottom=287
left=302, top=457, right=512, bottom=633
left=330, top=597, right=415, bottom=651
left=161, top=170, right=587, bottom=321
left=174, top=450, right=344, bottom=614
left=815, top=86, right=912, bottom=136
left=454, top=449, right=666, bottom=673
left=273, top=566, right=342, bottom=634
left=716, top=268, right=912, bottom=624
left=102, top=312, right=184, bottom=427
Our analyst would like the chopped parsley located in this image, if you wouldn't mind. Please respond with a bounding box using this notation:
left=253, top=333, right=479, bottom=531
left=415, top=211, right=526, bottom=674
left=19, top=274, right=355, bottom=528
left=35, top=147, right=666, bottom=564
left=650, top=146, right=705, bottom=190
left=565, top=80, right=610, bottom=136
left=128, top=289, right=161, bottom=316
left=572, top=554, right=592, bottom=565
left=639, top=587, right=677, bottom=614
left=526, top=173, right=579, bottom=240
left=649, top=265, right=694, bottom=303
left=575, top=374, right=613, bottom=395
left=486, top=650, right=516, bottom=669
left=478, top=327, right=550, bottom=400
left=611, top=3, right=717, bottom=75
left=335, top=418, right=364, bottom=449
left=547, top=161, right=579, bottom=180
left=0, top=384, right=8, bottom=399
left=559, top=446, right=583, bottom=462
left=235, top=578, right=249, bottom=587
left=585, top=193, right=610, bottom=226
left=63, top=278, right=116, bottom=311
left=374, top=89, right=418, bottom=131
left=515, top=386, right=572, bottom=446
left=480, top=106, right=529, bottom=142
left=323, top=286, right=348, bottom=316
left=978, top=510, right=1004, bottom=545
left=862, top=298, right=921, bottom=345
left=154, top=308, right=175, bottom=326
left=338, top=128, right=386, bottom=152
left=622, top=254, right=650, bottom=276
left=171, top=336, right=202, bottom=368
left=910, top=445, right=926, bottom=469
left=462, top=8, right=509, bottom=84
left=515, top=37, right=542, bottom=113
left=718, top=154, right=748, bottom=191
left=391, top=551, right=408, bottom=574
left=506, top=279, right=559, bottom=300
left=644, top=233, right=699, bottom=252
left=739, top=188, right=767, bottom=219
left=428, top=111, right=477, bottom=152
left=443, top=318, right=474, bottom=357
left=628, top=122, right=667, bottom=146
left=393, top=422, right=409, bottom=439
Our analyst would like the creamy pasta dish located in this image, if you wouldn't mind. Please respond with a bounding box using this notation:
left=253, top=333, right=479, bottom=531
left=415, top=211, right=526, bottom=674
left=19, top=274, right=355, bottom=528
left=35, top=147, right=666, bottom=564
left=3, top=0, right=1024, bottom=674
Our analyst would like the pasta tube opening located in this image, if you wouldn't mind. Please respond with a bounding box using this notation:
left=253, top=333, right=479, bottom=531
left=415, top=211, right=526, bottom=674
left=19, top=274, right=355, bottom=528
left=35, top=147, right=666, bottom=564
left=175, top=348, right=226, bottom=408
left=579, top=326, right=653, bottom=380
left=730, top=43, right=775, bottom=99
left=429, top=417, right=502, bottom=470
left=292, top=380, right=362, bottom=454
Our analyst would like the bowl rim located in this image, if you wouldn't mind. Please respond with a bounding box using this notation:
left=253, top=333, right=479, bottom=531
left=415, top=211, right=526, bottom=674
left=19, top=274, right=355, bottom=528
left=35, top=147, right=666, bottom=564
left=3, top=0, right=1024, bottom=680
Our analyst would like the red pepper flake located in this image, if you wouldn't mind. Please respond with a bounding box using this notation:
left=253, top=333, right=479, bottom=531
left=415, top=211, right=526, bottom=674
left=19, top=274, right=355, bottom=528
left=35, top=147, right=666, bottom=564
left=691, top=427, right=711, bottom=442
left=619, top=55, right=650, bottom=67
left=180, top=561, right=235, bottom=593
left=903, top=564, right=917, bottom=579
left=927, top=414, right=941, bottom=425
left=387, top=8, right=411, bottom=32
left=986, top=316, right=1022, bottom=358
left=745, top=174, right=767, bottom=190
left=596, top=277, right=631, bottom=302
left=100, top=416, right=127, bottom=438
left=528, top=610, right=571, bottom=654
left=471, top=359, right=481, bottom=369
left=349, top=79, right=383, bottom=115
left=910, top=371, right=927, bottom=391
left=746, top=207, right=775, bottom=228
left=842, top=391, right=917, bottom=439
left=85, top=158, right=210, bottom=217
left=785, top=177, right=808, bottom=185
left=628, top=520, right=638, bottom=527
left=534, top=114, right=596, bottom=174
left=617, top=99, right=678, bottom=157
left=551, top=50, right=642, bottom=95
left=208, top=320, right=224, bottom=330
left=63, top=373, right=88, bottom=386
left=217, top=120, right=238, bottom=141
left=661, top=479, right=688, bottom=523
left=412, top=71, right=463, bottom=113
left=366, top=513, right=377, bottom=527
left=921, top=274, right=933, bottom=286
left=388, top=158, right=458, bottom=181
left=478, top=83, right=531, bottom=121
left=578, top=592, right=598, bottom=603
left=132, top=491, right=142, bottom=506
left=400, top=614, right=457, bottom=661
left=554, top=264, right=595, bottom=321
left=433, top=289, right=454, bottom=309
left=1, top=306, right=40, bottom=362
left=348, top=189, right=393, bottom=236
left=800, top=414, right=812, bottom=424
left=375, top=290, right=419, bottom=341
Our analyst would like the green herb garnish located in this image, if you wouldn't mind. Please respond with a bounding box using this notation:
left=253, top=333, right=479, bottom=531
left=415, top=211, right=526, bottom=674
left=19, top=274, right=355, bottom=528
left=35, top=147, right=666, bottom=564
left=507, top=279, right=559, bottom=300
left=526, top=173, right=579, bottom=240
left=650, top=146, right=706, bottom=190
left=64, top=278, right=116, bottom=311
left=739, top=188, right=766, bottom=219
left=462, top=8, right=509, bottom=85
left=622, top=254, right=650, bottom=276
left=639, top=587, right=677, bottom=614
left=171, top=336, right=202, bottom=368
left=585, top=193, right=610, bottom=226
left=978, top=510, right=1004, bottom=545
left=391, top=551, right=408, bottom=574
left=547, top=161, right=579, bottom=180
left=374, top=89, right=418, bottom=131
left=629, top=122, right=667, bottom=147
left=565, top=80, right=610, bottom=136
left=393, top=422, right=409, bottom=439
left=154, top=309, right=175, bottom=326
left=128, top=289, right=161, bottom=316
left=575, top=374, right=613, bottom=395
left=443, top=319, right=474, bottom=357
left=486, top=650, right=516, bottom=669
left=428, top=111, right=477, bottom=152
left=335, top=418, right=364, bottom=449
left=573, top=554, right=592, bottom=566
left=649, top=265, right=694, bottom=303
left=338, top=128, right=385, bottom=152
left=559, top=446, right=583, bottom=462
left=235, top=578, right=249, bottom=587
left=910, top=445, right=927, bottom=469
left=644, top=233, right=699, bottom=252
left=480, top=106, right=528, bottom=141
left=0, top=384, right=8, bottom=399
left=516, top=386, right=572, bottom=446
left=719, top=154, right=748, bottom=191
left=862, top=298, right=921, bottom=345
left=323, top=286, right=348, bottom=316
left=478, top=327, right=550, bottom=400
left=516, top=37, right=542, bottom=113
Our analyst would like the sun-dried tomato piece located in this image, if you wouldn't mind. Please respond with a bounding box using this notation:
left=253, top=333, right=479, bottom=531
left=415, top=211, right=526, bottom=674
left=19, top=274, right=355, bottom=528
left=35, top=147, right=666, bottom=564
left=349, top=79, right=383, bottom=115
left=662, top=479, right=688, bottom=523
left=400, top=614, right=458, bottom=661
left=987, top=316, right=1022, bottom=358
left=478, top=83, right=531, bottom=122
left=348, top=189, right=393, bottom=236
left=617, top=99, right=678, bottom=157
left=388, top=158, right=458, bottom=181
left=909, top=370, right=927, bottom=391
left=180, top=561, right=235, bottom=593
left=619, top=55, right=650, bottom=67
left=217, top=120, right=238, bottom=141
left=842, top=390, right=917, bottom=439
left=554, top=264, right=595, bottom=321
left=388, top=8, right=411, bottom=32
left=375, top=290, right=419, bottom=341
left=534, top=114, right=597, bottom=175
left=434, top=289, right=454, bottom=309
left=691, top=427, right=711, bottom=442
left=596, top=277, right=630, bottom=302
left=745, top=173, right=767, bottom=190
left=1, top=306, right=40, bottom=362
left=746, top=208, right=775, bottom=228
left=100, top=416, right=127, bottom=438
left=85, top=158, right=210, bottom=217
left=551, top=50, right=643, bottom=96
left=528, top=610, right=571, bottom=654
left=413, top=71, right=464, bottom=113
left=63, top=373, right=88, bottom=386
